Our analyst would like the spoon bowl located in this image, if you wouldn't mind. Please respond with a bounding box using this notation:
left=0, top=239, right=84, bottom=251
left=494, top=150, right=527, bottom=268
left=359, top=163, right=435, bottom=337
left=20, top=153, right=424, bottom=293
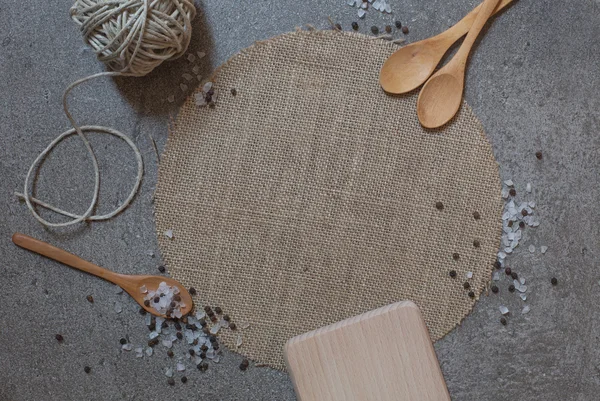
left=12, top=233, right=193, bottom=318
left=416, top=73, right=464, bottom=128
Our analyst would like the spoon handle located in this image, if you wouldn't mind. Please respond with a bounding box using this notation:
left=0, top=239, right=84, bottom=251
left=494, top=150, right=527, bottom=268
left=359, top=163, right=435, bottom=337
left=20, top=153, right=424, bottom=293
left=12, top=233, right=123, bottom=284
left=446, top=0, right=513, bottom=43
left=454, top=0, right=502, bottom=66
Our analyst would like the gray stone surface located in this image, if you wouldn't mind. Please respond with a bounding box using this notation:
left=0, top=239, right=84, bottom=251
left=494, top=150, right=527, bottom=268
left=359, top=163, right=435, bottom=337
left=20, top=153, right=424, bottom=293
left=0, top=0, right=599, bottom=399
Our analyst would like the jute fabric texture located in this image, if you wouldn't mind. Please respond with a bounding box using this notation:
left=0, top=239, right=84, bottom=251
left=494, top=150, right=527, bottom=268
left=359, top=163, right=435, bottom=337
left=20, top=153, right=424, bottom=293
left=155, top=30, right=503, bottom=370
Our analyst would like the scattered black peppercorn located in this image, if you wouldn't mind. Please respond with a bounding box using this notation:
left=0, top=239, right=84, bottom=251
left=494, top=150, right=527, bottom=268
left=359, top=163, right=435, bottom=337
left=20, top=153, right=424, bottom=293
left=148, top=324, right=156, bottom=331
left=119, top=338, right=127, bottom=345
left=511, top=272, right=518, bottom=280
left=86, top=295, right=94, bottom=303
left=435, top=201, right=444, bottom=210
left=213, top=344, right=220, bottom=351
left=230, top=323, right=237, bottom=330
left=453, top=253, right=460, bottom=261
left=223, top=315, right=231, bottom=322
left=395, top=20, right=402, bottom=29
left=508, top=284, right=515, bottom=292
left=449, top=270, right=457, bottom=278
left=202, top=327, right=210, bottom=335
left=55, top=334, right=64, bottom=343
left=210, top=315, right=218, bottom=323
left=199, top=319, right=207, bottom=327
left=167, top=350, right=174, bottom=358
left=333, top=22, right=341, bottom=30
left=473, top=240, right=481, bottom=248
left=173, top=294, right=181, bottom=302
left=154, top=296, right=160, bottom=303
left=162, top=321, right=168, bottom=329
left=197, top=362, right=209, bottom=372
left=508, top=220, right=513, bottom=227
left=84, top=366, right=91, bottom=374
left=144, top=300, right=150, bottom=307
left=231, top=88, right=237, bottom=96
left=468, top=291, right=475, bottom=298
left=535, top=151, right=543, bottom=160
left=509, top=188, right=516, bottom=197
left=491, top=285, right=499, bottom=293
left=494, top=261, right=502, bottom=269
left=175, top=322, right=182, bottom=331
left=473, top=211, right=481, bottom=220
left=176, top=332, right=183, bottom=340
left=192, top=339, right=199, bottom=346
left=199, top=352, right=206, bottom=359
left=214, top=307, right=223, bottom=314
left=351, top=21, right=359, bottom=30
left=209, top=335, right=217, bottom=343
left=521, top=209, right=528, bottom=216
left=519, top=221, right=525, bottom=228
left=505, top=267, right=512, bottom=275
left=148, top=339, right=159, bottom=347
left=551, top=277, right=558, bottom=285
left=401, top=26, right=409, bottom=34
left=371, top=26, right=379, bottom=34
left=167, top=378, right=175, bottom=386
left=500, top=317, right=507, bottom=325
left=170, top=301, right=177, bottom=308
left=200, top=344, right=208, bottom=352
left=189, top=349, right=195, bottom=356
left=189, top=287, right=197, bottom=296
left=240, top=359, right=250, bottom=371
left=385, top=25, right=392, bottom=33
left=204, top=305, right=212, bottom=313
left=181, top=376, right=188, bottom=383
left=158, top=265, right=166, bottom=273
left=139, top=308, right=147, bottom=315
left=463, top=282, right=470, bottom=290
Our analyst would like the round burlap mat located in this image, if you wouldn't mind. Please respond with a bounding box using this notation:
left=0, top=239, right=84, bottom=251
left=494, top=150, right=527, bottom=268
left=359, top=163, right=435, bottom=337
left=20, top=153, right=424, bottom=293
left=155, top=30, right=503, bottom=370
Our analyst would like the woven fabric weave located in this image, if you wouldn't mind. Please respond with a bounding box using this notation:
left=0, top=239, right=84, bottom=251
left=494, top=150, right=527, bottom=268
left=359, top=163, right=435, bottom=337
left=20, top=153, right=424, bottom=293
left=155, top=30, right=503, bottom=370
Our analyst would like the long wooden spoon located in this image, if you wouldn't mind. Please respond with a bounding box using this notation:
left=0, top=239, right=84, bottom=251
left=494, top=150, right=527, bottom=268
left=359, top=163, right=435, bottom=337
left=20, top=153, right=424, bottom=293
left=416, top=0, right=502, bottom=128
left=379, top=0, right=512, bottom=94
left=12, top=233, right=193, bottom=317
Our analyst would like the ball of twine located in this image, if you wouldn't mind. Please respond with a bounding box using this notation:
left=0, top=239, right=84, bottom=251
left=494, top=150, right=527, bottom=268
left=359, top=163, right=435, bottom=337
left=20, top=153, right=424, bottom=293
left=70, top=0, right=196, bottom=76
left=18, top=0, right=196, bottom=227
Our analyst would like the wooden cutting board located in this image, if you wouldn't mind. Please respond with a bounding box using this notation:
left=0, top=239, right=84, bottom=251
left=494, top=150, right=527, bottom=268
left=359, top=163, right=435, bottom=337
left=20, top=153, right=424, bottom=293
left=284, top=301, right=451, bottom=401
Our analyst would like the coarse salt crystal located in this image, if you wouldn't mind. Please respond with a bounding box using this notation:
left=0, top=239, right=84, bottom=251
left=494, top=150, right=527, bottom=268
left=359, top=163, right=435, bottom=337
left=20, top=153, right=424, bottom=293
left=167, top=95, right=175, bottom=103
left=187, top=53, right=196, bottom=62
left=196, top=51, right=206, bottom=59
left=192, top=65, right=200, bottom=74
left=162, top=340, right=173, bottom=348
left=115, top=285, right=123, bottom=294
left=114, top=303, right=122, bottom=313
left=121, top=343, right=133, bottom=351
left=149, top=331, right=159, bottom=339
left=358, top=8, right=366, bottom=18
left=504, top=180, right=514, bottom=187
left=520, top=278, right=526, bottom=285
left=499, top=305, right=509, bottom=315
left=165, top=229, right=174, bottom=239
left=182, top=73, right=193, bottom=81
left=541, top=246, right=548, bottom=254
left=493, top=272, right=500, bottom=281
left=179, top=83, right=188, bottom=92
left=526, top=183, right=532, bottom=193
left=236, top=335, right=243, bottom=348
left=165, top=367, right=174, bottom=377
left=203, top=82, right=213, bottom=92
left=528, top=245, right=535, bottom=253
left=520, top=293, right=527, bottom=301
left=210, top=324, right=220, bottom=335
left=145, top=347, right=153, bottom=356
left=140, top=285, right=147, bottom=294
left=240, top=322, right=250, bottom=330
left=466, top=271, right=473, bottom=279
left=177, top=362, right=186, bottom=371
left=522, top=305, right=531, bottom=314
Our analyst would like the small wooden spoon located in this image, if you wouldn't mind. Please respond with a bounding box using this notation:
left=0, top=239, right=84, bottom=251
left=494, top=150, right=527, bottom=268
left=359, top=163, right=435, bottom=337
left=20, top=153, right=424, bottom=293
left=416, top=0, right=502, bottom=128
left=379, top=0, right=512, bottom=94
left=12, top=233, right=193, bottom=317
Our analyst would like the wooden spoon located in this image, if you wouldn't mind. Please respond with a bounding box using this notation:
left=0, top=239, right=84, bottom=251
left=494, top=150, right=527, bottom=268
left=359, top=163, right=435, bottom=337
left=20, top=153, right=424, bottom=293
left=416, top=0, right=502, bottom=129
left=12, top=233, right=193, bottom=317
left=379, top=0, right=512, bottom=94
